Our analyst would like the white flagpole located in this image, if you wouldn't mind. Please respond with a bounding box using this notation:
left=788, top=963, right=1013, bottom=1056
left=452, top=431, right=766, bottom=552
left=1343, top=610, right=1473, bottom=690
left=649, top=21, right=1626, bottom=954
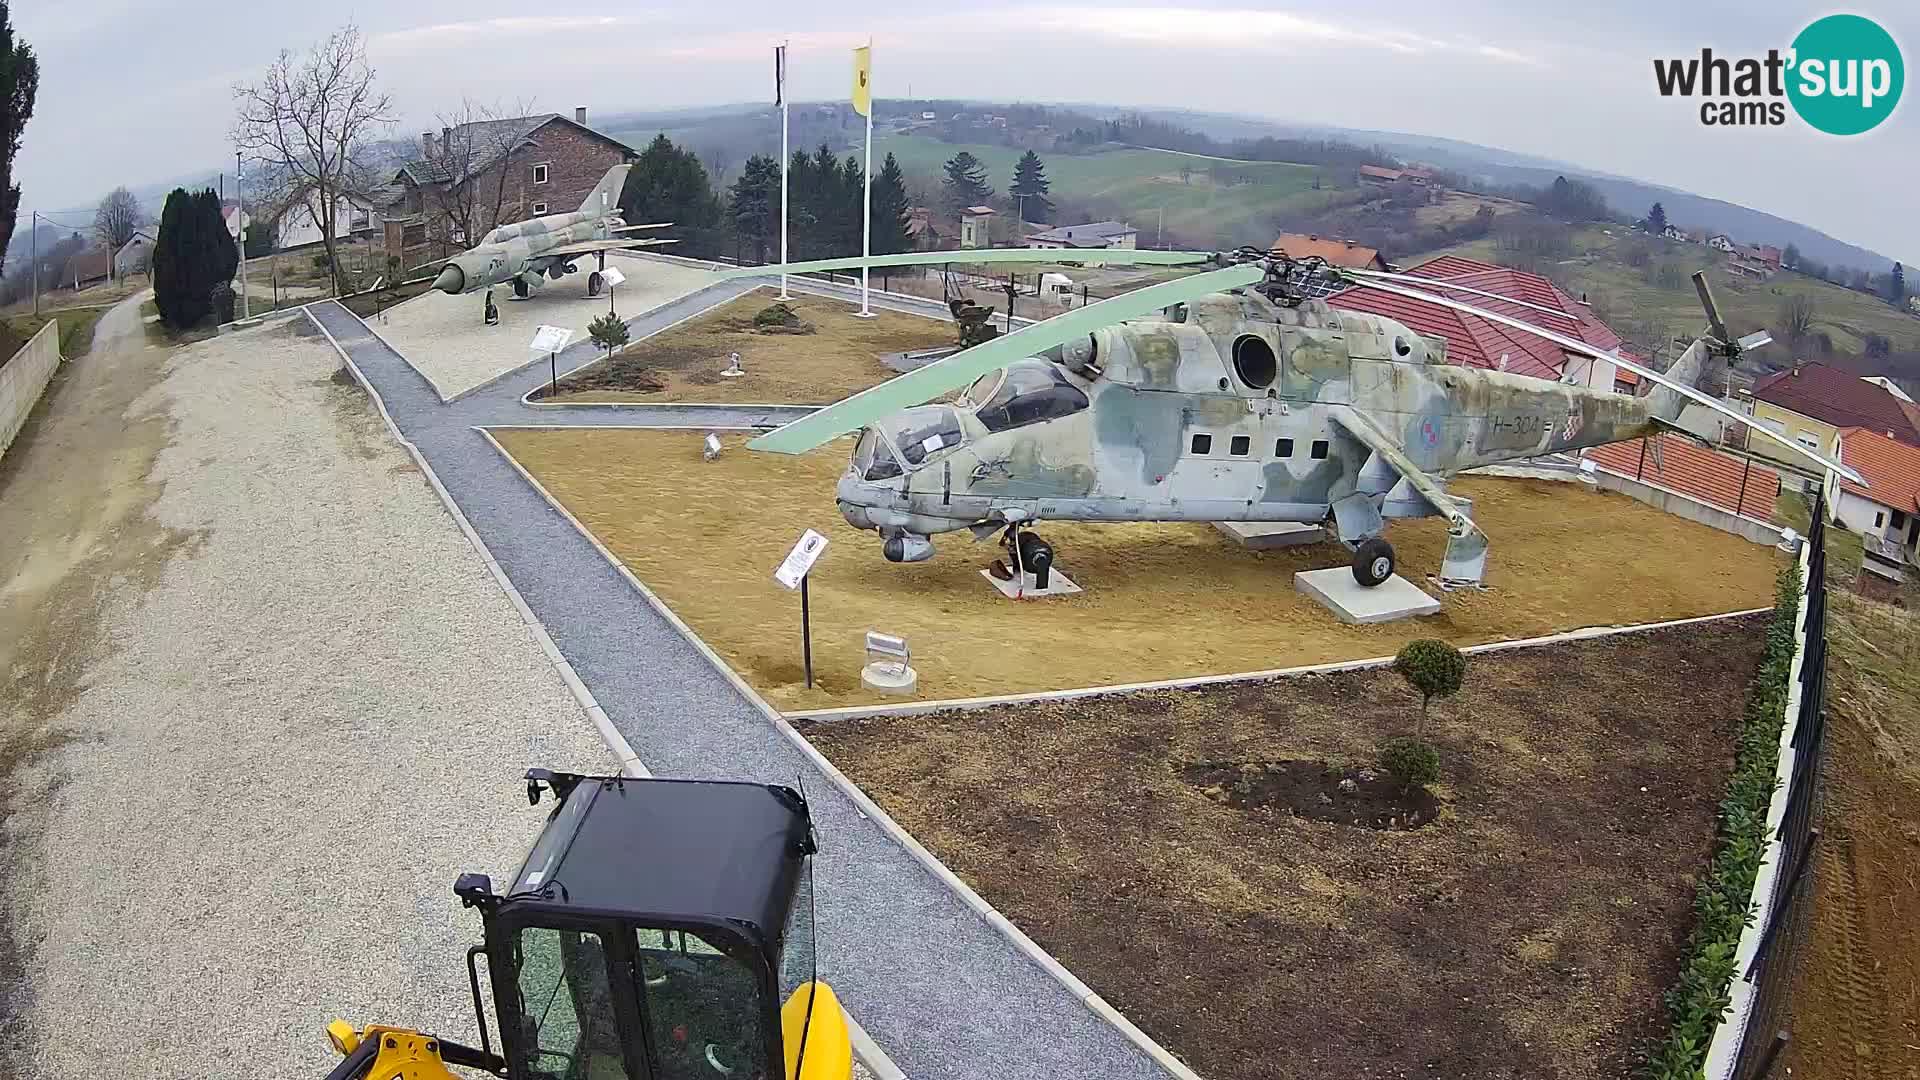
left=857, top=41, right=874, bottom=317
left=777, top=41, right=791, bottom=300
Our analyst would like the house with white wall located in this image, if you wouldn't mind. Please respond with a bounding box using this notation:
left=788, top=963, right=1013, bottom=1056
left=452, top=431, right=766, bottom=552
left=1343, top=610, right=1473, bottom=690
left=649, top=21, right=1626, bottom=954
left=1826, top=426, right=1920, bottom=581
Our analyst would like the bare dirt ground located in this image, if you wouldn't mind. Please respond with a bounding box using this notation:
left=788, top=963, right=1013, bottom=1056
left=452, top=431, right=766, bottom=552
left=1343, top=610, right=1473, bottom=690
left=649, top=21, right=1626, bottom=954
left=801, top=616, right=1767, bottom=1080
left=376, top=254, right=719, bottom=399
left=0, top=305, right=610, bottom=1077
left=492, top=428, right=1781, bottom=710
left=543, top=292, right=953, bottom=404
left=1785, top=591, right=1920, bottom=1080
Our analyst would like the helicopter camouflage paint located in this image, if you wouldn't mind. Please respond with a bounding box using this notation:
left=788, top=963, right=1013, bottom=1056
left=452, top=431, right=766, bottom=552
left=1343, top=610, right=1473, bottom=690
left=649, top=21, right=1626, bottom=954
left=739, top=252, right=1857, bottom=590
left=429, top=165, right=675, bottom=303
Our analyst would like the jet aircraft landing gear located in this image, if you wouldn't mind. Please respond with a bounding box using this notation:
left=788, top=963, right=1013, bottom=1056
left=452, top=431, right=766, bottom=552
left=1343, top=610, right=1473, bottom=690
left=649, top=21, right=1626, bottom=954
left=482, top=288, right=499, bottom=326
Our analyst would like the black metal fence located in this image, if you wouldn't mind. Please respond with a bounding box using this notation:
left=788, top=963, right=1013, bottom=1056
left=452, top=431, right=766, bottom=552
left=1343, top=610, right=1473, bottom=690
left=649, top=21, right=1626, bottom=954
left=1727, top=490, right=1830, bottom=1079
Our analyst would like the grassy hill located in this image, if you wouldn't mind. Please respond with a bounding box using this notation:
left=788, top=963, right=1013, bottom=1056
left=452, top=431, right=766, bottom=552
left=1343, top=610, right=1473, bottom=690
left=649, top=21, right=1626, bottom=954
left=881, top=135, right=1346, bottom=249
left=1422, top=225, right=1920, bottom=359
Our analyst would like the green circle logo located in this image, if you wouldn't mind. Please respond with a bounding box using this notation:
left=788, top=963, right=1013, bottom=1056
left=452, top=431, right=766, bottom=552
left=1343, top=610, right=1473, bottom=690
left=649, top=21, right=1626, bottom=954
left=1788, top=14, right=1903, bottom=135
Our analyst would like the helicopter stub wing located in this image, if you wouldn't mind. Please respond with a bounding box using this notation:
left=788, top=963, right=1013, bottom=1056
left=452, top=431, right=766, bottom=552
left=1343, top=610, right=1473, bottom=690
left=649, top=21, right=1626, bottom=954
left=747, top=263, right=1266, bottom=454
left=718, top=247, right=1217, bottom=281
left=1343, top=276, right=1866, bottom=486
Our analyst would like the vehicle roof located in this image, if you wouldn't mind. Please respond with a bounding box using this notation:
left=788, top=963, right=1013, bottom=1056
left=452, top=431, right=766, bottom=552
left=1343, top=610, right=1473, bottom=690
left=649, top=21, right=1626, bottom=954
left=510, top=776, right=808, bottom=952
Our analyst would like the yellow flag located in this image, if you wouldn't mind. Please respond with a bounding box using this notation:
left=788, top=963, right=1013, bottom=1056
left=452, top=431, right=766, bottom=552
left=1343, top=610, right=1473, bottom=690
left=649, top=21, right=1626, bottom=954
left=852, top=46, right=872, bottom=117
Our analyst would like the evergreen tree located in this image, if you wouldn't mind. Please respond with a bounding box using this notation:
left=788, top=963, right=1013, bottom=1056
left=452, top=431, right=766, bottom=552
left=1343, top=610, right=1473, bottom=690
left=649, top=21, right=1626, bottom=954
left=941, top=151, right=993, bottom=211
left=1782, top=243, right=1800, bottom=270
left=839, top=154, right=864, bottom=256
left=152, top=188, right=206, bottom=328
left=1645, top=202, right=1667, bottom=235
left=0, top=2, right=38, bottom=274
left=787, top=148, right=819, bottom=258
left=199, top=189, right=238, bottom=287
left=1009, top=150, right=1053, bottom=223
left=1891, top=262, right=1906, bottom=305
left=726, top=155, right=780, bottom=264
left=871, top=153, right=912, bottom=255
left=619, top=134, right=723, bottom=259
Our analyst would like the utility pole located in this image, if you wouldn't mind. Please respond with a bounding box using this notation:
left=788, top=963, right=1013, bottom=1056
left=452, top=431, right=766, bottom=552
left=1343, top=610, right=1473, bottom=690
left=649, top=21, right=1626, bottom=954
left=776, top=40, right=791, bottom=300
left=236, top=151, right=251, bottom=319
left=30, top=210, right=38, bottom=316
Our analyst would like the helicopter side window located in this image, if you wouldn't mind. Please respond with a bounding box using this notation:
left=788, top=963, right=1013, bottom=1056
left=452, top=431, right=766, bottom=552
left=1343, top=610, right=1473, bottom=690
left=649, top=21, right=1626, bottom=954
left=633, top=928, right=769, bottom=1080
left=1311, top=440, right=1330, bottom=460
left=851, top=428, right=902, bottom=482
left=513, top=927, right=627, bottom=1080
left=973, top=363, right=1088, bottom=434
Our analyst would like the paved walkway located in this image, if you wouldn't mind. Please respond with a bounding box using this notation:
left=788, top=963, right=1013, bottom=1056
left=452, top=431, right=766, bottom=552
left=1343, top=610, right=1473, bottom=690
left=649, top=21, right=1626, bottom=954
left=308, top=287, right=1172, bottom=1080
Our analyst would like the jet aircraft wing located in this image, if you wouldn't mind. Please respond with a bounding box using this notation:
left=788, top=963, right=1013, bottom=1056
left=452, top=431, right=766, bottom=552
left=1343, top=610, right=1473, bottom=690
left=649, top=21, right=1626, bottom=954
left=541, top=238, right=682, bottom=258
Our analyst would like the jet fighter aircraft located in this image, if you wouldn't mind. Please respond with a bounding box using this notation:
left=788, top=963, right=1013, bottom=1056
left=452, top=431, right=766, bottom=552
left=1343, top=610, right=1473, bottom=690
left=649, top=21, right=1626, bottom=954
left=430, top=165, right=675, bottom=314
left=728, top=249, right=1857, bottom=590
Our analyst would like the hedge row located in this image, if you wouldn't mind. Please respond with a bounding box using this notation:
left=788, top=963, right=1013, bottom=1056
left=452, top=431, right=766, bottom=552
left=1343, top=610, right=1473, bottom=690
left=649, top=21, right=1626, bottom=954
left=1642, top=565, right=1804, bottom=1078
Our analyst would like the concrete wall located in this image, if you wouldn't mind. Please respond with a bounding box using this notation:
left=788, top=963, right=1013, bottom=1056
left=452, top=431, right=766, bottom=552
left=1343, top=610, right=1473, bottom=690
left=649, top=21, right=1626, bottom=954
left=1589, top=464, right=1787, bottom=546
left=0, top=320, right=62, bottom=462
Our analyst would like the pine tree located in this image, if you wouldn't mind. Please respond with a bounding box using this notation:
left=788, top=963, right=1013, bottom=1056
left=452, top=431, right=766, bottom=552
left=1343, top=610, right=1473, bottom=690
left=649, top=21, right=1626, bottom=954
left=1645, top=202, right=1667, bottom=235
left=787, top=149, right=819, bottom=258
left=941, top=151, right=992, bottom=211
left=152, top=188, right=206, bottom=328
left=619, top=134, right=723, bottom=258
left=0, top=2, right=38, bottom=274
left=726, top=155, right=780, bottom=264
left=1891, top=262, right=1906, bottom=305
left=1010, top=150, right=1053, bottom=224
left=839, top=154, right=864, bottom=256
left=871, top=153, right=912, bottom=255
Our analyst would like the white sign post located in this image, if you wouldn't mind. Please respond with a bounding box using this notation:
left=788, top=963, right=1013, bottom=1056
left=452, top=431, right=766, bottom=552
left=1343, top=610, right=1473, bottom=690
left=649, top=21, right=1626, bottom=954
left=775, top=529, right=829, bottom=688
left=600, top=265, right=626, bottom=316
left=530, top=325, right=574, bottom=397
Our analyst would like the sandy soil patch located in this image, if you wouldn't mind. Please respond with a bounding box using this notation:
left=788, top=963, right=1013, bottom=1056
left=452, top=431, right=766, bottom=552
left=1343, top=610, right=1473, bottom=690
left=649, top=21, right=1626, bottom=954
left=800, top=615, right=1767, bottom=1080
left=378, top=255, right=718, bottom=400
left=1, top=316, right=611, bottom=1078
left=543, top=292, right=953, bottom=405
left=490, top=428, right=1782, bottom=711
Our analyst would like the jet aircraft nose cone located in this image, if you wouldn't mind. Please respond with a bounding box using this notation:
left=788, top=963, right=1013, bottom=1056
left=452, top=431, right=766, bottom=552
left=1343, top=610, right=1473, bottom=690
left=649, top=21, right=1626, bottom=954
left=433, top=263, right=465, bottom=294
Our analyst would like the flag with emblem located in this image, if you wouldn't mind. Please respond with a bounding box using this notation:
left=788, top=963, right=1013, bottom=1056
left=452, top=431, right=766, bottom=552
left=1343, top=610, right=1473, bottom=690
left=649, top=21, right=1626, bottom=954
left=851, top=45, right=871, bottom=117
left=774, top=44, right=786, bottom=107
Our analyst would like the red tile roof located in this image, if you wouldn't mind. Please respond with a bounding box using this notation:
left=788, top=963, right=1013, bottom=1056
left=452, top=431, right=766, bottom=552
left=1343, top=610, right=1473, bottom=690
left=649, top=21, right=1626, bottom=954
left=1750, top=363, right=1920, bottom=445
left=1272, top=232, right=1387, bottom=270
left=1585, top=433, right=1780, bottom=520
left=1836, top=427, right=1920, bottom=511
left=1330, top=255, right=1631, bottom=381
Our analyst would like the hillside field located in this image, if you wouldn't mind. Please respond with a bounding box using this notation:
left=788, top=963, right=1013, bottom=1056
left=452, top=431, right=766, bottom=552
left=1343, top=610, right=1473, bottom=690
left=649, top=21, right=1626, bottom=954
left=880, top=135, right=1347, bottom=248
left=1425, top=226, right=1920, bottom=357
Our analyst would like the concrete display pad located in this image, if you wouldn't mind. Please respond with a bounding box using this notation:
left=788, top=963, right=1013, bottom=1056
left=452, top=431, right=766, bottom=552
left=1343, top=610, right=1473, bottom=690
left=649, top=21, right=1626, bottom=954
left=981, top=567, right=1084, bottom=599
left=1214, top=520, right=1326, bottom=549
left=1294, top=568, right=1441, bottom=624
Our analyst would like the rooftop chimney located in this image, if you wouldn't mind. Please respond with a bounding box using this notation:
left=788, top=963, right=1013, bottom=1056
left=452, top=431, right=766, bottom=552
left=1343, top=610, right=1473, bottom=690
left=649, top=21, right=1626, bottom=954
left=422, top=132, right=435, bottom=157
left=575, top=106, right=588, bottom=125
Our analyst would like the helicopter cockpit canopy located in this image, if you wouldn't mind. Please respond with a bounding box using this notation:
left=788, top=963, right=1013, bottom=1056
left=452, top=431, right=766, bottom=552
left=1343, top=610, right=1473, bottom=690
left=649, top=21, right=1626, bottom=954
left=852, top=405, right=966, bottom=480
left=962, top=360, right=1089, bottom=434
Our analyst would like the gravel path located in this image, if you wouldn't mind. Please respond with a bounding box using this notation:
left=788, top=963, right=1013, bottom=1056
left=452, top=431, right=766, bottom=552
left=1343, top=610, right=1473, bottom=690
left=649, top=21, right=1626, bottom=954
left=7, top=317, right=613, bottom=1077
left=309, top=290, right=1178, bottom=1080
left=376, top=256, right=719, bottom=401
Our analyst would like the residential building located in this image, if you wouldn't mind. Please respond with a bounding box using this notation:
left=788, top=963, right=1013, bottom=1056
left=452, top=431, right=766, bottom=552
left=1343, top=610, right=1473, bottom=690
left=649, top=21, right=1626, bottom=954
left=959, top=206, right=996, bottom=249
left=1862, top=376, right=1914, bottom=402
left=272, top=187, right=382, bottom=250
left=62, top=248, right=111, bottom=289
left=1357, top=165, right=1433, bottom=187
left=1742, top=362, right=1920, bottom=469
left=1023, top=220, right=1137, bottom=250
left=1331, top=255, right=1640, bottom=392
left=387, top=109, right=637, bottom=250
left=1662, top=224, right=1690, bottom=242
left=1708, top=234, right=1736, bottom=253
left=904, top=207, right=943, bottom=250
left=1271, top=233, right=1388, bottom=271
left=113, top=227, right=158, bottom=277
left=1825, top=425, right=1920, bottom=580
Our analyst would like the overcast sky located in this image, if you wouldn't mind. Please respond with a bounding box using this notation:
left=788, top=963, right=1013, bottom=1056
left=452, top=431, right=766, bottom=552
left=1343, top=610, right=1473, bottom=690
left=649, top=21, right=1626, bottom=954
left=13, top=1, right=1917, bottom=263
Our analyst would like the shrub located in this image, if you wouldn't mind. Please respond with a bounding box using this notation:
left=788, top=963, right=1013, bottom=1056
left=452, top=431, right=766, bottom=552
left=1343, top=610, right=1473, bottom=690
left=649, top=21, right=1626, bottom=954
left=587, top=311, right=631, bottom=358
left=753, top=301, right=798, bottom=327
left=1394, top=639, right=1467, bottom=737
left=1641, top=566, right=1802, bottom=1078
left=1379, top=737, right=1440, bottom=790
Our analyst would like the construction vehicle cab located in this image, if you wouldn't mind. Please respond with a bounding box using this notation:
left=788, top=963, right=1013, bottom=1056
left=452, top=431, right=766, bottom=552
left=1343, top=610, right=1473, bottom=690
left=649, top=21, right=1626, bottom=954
left=325, top=770, right=852, bottom=1080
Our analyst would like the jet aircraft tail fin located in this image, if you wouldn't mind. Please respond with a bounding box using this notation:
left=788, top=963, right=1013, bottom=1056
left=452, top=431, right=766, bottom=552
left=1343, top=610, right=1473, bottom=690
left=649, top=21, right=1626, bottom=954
left=581, top=165, right=633, bottom=216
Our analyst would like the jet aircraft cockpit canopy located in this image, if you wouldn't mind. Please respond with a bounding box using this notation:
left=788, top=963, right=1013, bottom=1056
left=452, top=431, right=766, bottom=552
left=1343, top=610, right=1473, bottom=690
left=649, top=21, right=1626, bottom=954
left=963, top=360, right=1089, bottom=434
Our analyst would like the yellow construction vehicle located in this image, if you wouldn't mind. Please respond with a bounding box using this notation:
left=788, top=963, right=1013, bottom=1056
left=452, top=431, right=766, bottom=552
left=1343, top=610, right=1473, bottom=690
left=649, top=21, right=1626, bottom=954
left=323, top=770, right=853, bottom=1080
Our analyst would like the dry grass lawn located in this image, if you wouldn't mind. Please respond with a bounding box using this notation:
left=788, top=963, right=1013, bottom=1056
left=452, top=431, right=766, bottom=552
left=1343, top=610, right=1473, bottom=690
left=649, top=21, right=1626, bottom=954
left=545, top=292, right=952, bottom=405
left=492, top=428, right=1783, bottom=710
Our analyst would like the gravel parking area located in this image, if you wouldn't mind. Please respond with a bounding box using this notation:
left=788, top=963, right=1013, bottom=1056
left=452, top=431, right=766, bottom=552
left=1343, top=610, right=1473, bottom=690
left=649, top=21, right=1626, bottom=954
left=4, top=318, right=612, bottom=1077
left=376, top=255, right=718, bottom=400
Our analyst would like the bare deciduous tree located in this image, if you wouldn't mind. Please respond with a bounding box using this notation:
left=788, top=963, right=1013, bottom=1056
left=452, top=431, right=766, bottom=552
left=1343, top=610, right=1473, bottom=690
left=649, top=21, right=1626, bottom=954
left=93, top=186, right=143, bottom=251
left=1778, top=294, right=1816, bottom=353
left=233, top=23, right=393, bottom=295
left=423, top=97, right=536, bottom=254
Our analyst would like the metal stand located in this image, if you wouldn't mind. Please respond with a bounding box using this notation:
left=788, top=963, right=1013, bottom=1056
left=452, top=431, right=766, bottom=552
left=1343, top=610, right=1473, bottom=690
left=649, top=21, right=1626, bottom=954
left=548, top=351, right=558, bottom=397
left=799, top=574, right=814, bottom=689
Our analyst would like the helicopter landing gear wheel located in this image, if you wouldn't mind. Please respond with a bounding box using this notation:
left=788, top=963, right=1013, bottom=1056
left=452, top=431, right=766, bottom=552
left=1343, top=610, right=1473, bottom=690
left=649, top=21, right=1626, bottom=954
left=1352, top=537, right=1395, bottom=587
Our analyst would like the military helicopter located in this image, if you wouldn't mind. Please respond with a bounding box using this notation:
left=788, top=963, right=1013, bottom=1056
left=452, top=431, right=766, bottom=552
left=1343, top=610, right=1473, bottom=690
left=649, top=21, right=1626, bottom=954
left=429, top=164, right=677, bottom=317
left=724, top=248, right=1858, bottom=590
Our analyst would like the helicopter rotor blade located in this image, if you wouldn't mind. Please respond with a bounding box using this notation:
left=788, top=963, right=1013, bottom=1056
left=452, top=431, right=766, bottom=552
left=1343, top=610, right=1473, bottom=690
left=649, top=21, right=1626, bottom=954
left=747, top=263, right=1265, bottom=454
left=1339, top=268, right=1584, bottom=324
left=1349, top=276, right=1866, bottom=485
left=718, top=247, right=1217, bottom=281
left=1694, top=270, right=1732, bottom=345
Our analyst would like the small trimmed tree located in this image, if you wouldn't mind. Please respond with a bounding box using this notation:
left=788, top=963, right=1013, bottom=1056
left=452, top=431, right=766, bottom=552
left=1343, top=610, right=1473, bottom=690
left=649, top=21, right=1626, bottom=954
left=587, top=311, right=629, bottom=359
left=1393, top=638, right=1466, bottom=738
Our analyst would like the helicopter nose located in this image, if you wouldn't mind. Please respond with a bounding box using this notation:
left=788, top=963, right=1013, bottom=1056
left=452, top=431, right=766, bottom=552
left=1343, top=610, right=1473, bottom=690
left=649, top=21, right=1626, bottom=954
left=433, top=263, right=466, bottom=294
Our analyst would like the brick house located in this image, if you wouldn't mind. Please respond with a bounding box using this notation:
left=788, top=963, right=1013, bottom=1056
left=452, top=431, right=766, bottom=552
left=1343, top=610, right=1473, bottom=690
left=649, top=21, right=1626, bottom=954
left=386, top=108, right=637, bottom=263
